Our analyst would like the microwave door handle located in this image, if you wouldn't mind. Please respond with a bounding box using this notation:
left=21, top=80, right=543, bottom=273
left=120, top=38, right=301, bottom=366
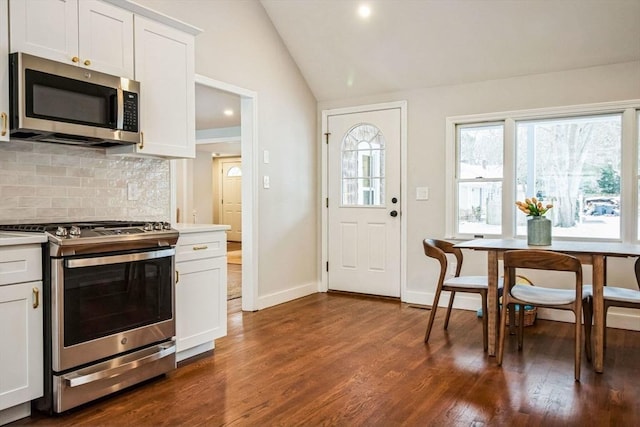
left=65, top=248, right=176, bottom=268
left=116, top=88, right=124, bottom=129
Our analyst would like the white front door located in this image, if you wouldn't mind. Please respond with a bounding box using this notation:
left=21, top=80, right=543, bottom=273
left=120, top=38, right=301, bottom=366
left=327, top=108, right=401, bottom=297
left=221, top=159, right=242, bottom=242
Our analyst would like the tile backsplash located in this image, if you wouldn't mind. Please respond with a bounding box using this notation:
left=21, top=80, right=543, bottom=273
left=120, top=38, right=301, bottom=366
left=0, top=140, right=171, bottom=223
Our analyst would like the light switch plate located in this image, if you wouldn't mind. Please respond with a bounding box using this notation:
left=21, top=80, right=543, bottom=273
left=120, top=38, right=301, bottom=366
left=263, top=175, right=270, bottom=189
left=263, top=150, right=270, bottom=164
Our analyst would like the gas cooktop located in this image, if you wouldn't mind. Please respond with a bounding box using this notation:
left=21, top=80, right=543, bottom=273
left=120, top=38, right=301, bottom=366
left=0, top=221, right=178, bottom=251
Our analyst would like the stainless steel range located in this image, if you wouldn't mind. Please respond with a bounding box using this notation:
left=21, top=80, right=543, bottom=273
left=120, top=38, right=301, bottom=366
left=0, top=221, right=179, bottom=413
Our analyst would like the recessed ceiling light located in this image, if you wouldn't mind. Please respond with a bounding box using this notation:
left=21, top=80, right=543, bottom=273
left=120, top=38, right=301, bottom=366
left=358, top=4, right=371, bottom=19
left=223, top=109, right=234, bottom=116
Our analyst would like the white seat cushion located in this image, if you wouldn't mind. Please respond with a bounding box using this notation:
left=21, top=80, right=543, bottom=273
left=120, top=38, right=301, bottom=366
left=584, top=285, right=640, bottom=304
left=511, top=284, right=588, bottom=306
left=444, top=276, right=503, bottom=289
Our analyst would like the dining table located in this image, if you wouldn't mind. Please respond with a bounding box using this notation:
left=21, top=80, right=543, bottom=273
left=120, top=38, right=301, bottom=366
left=455, top=238, right=640, bottom=373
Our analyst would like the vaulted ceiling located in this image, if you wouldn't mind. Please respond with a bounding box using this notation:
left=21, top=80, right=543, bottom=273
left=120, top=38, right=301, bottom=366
left=260, top=0, right=640, bottom=102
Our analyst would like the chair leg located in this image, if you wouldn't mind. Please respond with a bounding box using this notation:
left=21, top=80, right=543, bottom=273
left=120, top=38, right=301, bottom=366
left=603, top=304, right=609, bottom=356
left=444, top=290, right=456, bottom=330
left=574, top=308, right=582, bottom=382
left=517, top=305, right=525, bottom=350
left=497, top=299, right=510, bottom=366
left=425, top=287, right=443, bottom=343
left=508, top=304, right=516, bottom=335
left=481, top=290, right=488, bottom=352
left=583, top=296, right=593, bottom=362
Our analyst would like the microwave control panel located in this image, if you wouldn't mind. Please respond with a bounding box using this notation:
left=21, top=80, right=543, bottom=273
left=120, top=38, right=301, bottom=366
left=122, top=92, right=138, bottom=132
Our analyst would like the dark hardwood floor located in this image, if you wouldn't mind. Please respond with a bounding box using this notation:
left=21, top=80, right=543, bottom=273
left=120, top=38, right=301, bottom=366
left=15, top=293, right=640, bottom=426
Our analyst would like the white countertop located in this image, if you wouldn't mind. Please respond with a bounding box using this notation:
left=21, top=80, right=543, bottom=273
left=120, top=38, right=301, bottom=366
left=0, top=232, right=48, bottom=246
left=173, top=223, right=231, bottom=233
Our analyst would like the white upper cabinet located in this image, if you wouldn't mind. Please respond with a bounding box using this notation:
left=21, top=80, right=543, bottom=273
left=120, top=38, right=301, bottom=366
left=9, top=0, right=134, bottom=79
left=0, top=0, right=8, bottom=142
left=109, top=16, right=195, bottom=158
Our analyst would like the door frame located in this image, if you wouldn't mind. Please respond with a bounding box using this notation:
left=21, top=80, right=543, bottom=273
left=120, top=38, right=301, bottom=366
left=320, top=101, right=408, bottom=299
left=171, top=74, right=259, bottom=312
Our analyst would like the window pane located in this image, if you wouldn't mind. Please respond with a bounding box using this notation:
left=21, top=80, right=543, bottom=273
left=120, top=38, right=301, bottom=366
left=227, top=166, right=242, bottom=177
left=458, top=124, right=503, bottom=179
left=341, top=124, right=386, bottom=206
left=516, top=114, right=622, bottom=239
left=457, top=182, right=502, bottom=235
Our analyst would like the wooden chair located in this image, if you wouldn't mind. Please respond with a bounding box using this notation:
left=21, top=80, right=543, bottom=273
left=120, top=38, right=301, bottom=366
left=583, top=257, right=640, bottom=353
left=423, top=239, right=501, bottom=351
left=497, top=250, right=591, bottom=382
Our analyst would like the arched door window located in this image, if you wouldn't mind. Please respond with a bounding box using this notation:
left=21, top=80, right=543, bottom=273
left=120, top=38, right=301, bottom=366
left=341, top=123, right=385, bottom=206
left=227, top=166, right=242, bottom=177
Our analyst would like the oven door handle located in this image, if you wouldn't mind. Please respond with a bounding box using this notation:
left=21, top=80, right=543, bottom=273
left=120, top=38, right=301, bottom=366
left=63, top=342, right=176, bottom=388
left=65, top=248, right=176, bottom=268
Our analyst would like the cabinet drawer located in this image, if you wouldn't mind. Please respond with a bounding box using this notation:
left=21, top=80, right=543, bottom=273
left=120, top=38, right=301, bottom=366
left=176, top=232, right=226, bottom=262
left=0, top=245, right=42, bottom=286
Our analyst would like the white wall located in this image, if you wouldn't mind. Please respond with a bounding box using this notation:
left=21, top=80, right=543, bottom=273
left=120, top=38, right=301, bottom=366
left=135, top=0, right=319, bottom=306
left=192, top=151, right=214, bottom=224
left=319, top=60, right=640, bottom=328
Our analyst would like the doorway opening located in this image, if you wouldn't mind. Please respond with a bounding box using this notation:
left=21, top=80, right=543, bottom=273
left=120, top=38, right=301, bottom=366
left=174, top=74, right=258, bottom=311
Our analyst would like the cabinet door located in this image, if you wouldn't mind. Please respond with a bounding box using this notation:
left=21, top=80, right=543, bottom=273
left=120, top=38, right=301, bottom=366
left=175, top=256, right=227, bottom=353
left=128, top=16, right=195, bottom=158
left=9, top=0, right=78, bottom=66
left=1, top=0, right=8, bottom=142
left=0, top=282, right=43, bottom=410
left=78, top=0, right=134, bottom=79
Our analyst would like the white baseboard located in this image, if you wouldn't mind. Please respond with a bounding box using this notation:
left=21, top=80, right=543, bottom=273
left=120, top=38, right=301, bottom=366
left=176, top=341, right=214, bottom=363
left=0, top=402, right=30, bottom=425
left=257, top=281, right=319, bottom=310
left=403, top=290, right=640, bottom=332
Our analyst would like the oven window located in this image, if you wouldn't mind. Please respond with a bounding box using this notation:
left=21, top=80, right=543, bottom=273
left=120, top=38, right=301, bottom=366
left=63, top=255, right=173, bottom=347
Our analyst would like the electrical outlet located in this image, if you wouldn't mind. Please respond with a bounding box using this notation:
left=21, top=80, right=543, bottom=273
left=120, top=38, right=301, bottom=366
left=127, top=182, right=139, bottom=201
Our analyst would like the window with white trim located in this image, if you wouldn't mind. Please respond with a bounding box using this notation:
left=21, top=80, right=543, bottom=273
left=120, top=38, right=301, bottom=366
left=448, top=101, right=639, bottom=241
left=456, top=123, right=504, bottom=236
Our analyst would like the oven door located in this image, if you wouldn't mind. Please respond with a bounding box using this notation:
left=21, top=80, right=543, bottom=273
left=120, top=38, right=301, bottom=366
left=51, top=247, right=175, bottom=372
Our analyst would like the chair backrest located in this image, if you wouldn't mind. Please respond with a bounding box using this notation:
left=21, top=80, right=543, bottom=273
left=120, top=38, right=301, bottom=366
left=423, top=239, right=463, bottom=277
left=634, top=257, right=640, bottom=289
left=503, top=250, right=582, bottom=290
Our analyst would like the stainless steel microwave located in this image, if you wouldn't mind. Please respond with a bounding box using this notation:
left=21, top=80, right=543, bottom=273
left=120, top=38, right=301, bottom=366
left=9, top=52, right=140, bottom=147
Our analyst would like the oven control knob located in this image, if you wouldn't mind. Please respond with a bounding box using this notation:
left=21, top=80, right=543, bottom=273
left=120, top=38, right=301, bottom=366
left=55, top=226, right=68, bottom=237
left=154, top=222, right=163, bottom=230
left=69, top=226, right=81, bottom=237
left=144, top=223, right=154, bottom=232
left=163, top=222, right=172, bottom=230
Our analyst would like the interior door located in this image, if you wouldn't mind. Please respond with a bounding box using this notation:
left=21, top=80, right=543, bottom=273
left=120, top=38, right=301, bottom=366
left=327, top=108, right=401, bottom=297
left=221, top=159, right=242, bottom=242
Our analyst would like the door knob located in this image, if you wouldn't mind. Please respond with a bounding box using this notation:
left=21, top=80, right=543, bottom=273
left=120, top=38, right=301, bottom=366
left=390, top=210, right=398, bottom=217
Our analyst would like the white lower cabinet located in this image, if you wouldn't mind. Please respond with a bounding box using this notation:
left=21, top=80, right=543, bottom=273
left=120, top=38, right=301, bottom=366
left=0, top=245, right=43, bottom=425
left=175, top=228, right=228, bottom=362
